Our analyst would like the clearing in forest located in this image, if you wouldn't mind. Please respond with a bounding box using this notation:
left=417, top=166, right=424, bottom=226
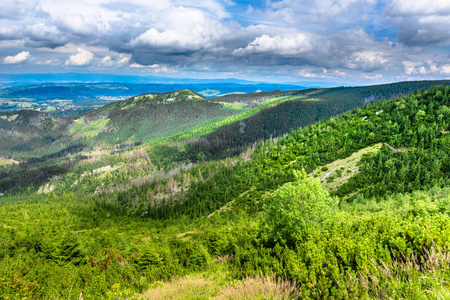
left=310, top=143, right=383, bottom=191
left=0, top=157, right=19, bottom=166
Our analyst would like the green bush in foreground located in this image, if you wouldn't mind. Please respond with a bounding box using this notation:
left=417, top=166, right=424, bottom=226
left=263, top=169, right=338, bottom=246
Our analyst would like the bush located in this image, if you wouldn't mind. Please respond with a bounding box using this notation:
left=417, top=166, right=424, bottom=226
left=263, top=169, right=338, bottom=246
left=189, top=244, right=211, bottom=270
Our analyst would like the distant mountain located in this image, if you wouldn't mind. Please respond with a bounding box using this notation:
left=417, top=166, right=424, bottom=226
left=0, top=73, right=253, bottom=84
left=0, top=82, right=305, bottom=101
left=0, top=81, right=307, bottom=119
left=0, top=110, right=70, bottom=152
left=188, top=80, right=450, bottom=158
left=0, top=72, right=307, bottom=86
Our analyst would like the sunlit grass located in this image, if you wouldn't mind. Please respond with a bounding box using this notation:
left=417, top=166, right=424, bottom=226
left=0, top=157, right=17, bottom=166
left=69, top=116, right=110, bottom=138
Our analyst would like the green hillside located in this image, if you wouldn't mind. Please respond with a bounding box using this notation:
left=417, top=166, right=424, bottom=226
left=2, top=85, right=450, bottom=299
left=184, top=80, right=449, bottom=159
left=70, top=89, right=244, bottom=146
left=0, top=110, right=70, bottom=153
left=0, top=90, right=306, bottom=193
left=209, top=89, right=299, bottom=105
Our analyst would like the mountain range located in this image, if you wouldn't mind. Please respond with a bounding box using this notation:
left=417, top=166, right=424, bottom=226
left=1, top=79, right=450, bottom=299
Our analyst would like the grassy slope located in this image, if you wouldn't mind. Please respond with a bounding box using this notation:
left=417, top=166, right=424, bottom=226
left=309, top=143, right=383, bottom=192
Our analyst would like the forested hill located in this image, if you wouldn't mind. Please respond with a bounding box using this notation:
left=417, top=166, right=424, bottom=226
left=187, top=80, right=449, bottom=159
left=0, top=89, right=244, bottom=156
left=71, top=89, right=243, bottom=146
left=3, top=85, right=450, bottom=298
left=0, top=110, right=70, bottom=152
left=109, top=85, right=450, bottom=220
left=209, top=89, right=299, bottom=104
left=1, top=81, right=449, bottom=194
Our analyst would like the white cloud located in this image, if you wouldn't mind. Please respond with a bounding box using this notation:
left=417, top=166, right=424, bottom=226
left=176, top=0, right=231, bottom=19
left=417, top=66, right=427, bottom=74
left=333, top=70, right=347, bottom=76
left=117, top=54, right=131, bottom=65
left=0, top=0, right=446, bottom=82
left=347, top=51, right=388, bottom=71
left=100, top=56, right=113, bottom=67
left=261, top=0, right=377, bottom=28
left=58, top=14, right=109, bottom=36
left=403, top=61, right=418, bottom=75
left=404, top=60, right=450, bottom=76
left=233, top=34, right=314, bottom=56
left=36, top=58, right=60, bottom=65
left=299, top=70, right=317, bottom=78
left=388, top=0, right=450, bottom=15
left=440, top=65, right=450, bottom=75
left=230, top=28, right=399, bottom=73
left=130, top=6, right=228, bottom=52
left=362, top=73, right=382, bottom=80
left=0, top=0, right=40, bottom=20
left=0, top=26, right=21, bottom=40
left=65, top=48, right=94, bottom=66
left=26, top=23, right=60, bottom=39
left=298, top=68, right=329, bottom=78
left=129, top=62, right=172, bottom=73
left=130, top=63, right=160, bottom=69
left=3, top=51, right=30, bottom=64
left=100, top=54, right=132, bottom=67
left=154, top=66, right=170, bottom=73
left=427, top=60, right=438, bottom=73
left=404, top=62, right=430, bottom=76
left=24, top=22, right=66, bottom=48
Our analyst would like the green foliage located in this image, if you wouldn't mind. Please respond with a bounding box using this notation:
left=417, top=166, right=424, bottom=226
left=51, top=233, right=87, bottom=265
left=189, top=244, right=211, bottom=270
left=106, top=283, right=139, bottom=300
left=4, top=84, right=450, bottom=298
left=264, top=169, right=338, bottom=246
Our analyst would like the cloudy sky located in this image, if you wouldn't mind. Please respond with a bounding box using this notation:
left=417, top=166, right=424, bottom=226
left=1, top=0, right=450, bottom=84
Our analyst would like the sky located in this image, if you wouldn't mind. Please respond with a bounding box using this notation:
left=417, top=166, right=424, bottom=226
left=0, top=0, right=450, bottom=85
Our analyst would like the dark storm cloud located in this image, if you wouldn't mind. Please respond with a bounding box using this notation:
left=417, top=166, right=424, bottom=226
left=0, top=26, right=22, bottom=41
left=230, top=29, right=396, bottom=72
left=387, top=16, right=450, bottom=46
left=24, top=24, right=68, bottom=49
left=385, top=0, right=450, bottom=46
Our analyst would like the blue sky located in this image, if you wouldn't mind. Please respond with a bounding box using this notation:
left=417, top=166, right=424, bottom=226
left=1, top=0, right=450, bottom=85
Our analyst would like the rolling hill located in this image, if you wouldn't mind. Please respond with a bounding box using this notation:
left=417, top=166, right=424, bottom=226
left=70, top=89, right=245, bottom=147
left=0, top=80, right=449, bottom=195
left=2, top=84, right=450, bottom=299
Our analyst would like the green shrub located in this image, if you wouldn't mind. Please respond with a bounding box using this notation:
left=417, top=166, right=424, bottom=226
left=189, top=244, right=211, bottom=270
left=263, top=169, right=338, bottom=246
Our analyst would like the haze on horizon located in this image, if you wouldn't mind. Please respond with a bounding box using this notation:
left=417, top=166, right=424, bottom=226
left=1, top=0, right=450, bottom=85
